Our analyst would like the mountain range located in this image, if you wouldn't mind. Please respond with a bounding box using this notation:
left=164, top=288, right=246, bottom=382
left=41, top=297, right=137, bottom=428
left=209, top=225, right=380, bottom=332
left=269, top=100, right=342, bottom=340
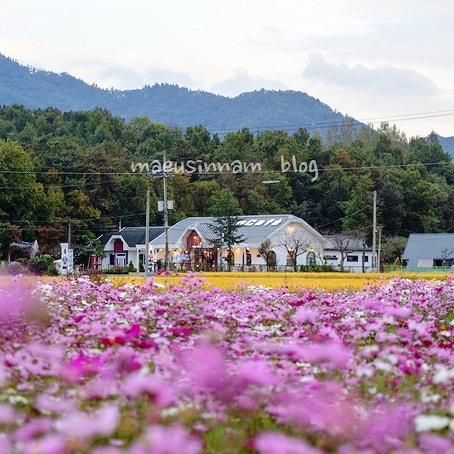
left=0, top=53, right=453, bottom=157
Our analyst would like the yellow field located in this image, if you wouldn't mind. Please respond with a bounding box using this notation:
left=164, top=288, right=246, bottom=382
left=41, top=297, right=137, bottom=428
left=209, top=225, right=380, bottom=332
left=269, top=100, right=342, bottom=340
left=105, top=272, right=452, bottom=292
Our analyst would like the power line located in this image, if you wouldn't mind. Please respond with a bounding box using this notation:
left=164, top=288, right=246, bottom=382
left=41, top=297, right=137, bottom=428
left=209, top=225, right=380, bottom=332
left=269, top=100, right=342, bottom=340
left=0, top=160, right=450, bottom=178
left=0, top=180, right=117, bottom=190
left=209, top=109, right=454, bottom=134
left=315, top=207, right=368, bottom=230
left=0, top=211, right=146, bottom=225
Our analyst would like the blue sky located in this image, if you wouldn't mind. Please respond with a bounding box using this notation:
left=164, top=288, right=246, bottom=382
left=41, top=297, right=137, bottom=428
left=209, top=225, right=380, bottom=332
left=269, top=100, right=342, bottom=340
left=2, top=0, right=454, bottom=136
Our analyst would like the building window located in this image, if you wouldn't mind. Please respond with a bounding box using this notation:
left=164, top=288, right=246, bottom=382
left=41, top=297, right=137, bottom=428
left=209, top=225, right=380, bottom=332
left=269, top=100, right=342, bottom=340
left=246, top=250, right=252, bottom=266
left=434, top=258, right=454, bottom=266
left=324, top=255, right=337, bottom=261
left=347, top=255, right=359, bottom=262
left=306, top=251, right=316, bottom=266
left=114, top=239, right=124, bottom=253
left=363, top=255, right=369, bottom=262
left=109, top=254, right=115, bottom=266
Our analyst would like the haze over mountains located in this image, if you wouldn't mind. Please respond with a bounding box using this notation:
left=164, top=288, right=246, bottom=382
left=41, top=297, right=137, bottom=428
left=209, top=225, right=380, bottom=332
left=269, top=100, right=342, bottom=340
left=0, top=53, right=452, bottom=157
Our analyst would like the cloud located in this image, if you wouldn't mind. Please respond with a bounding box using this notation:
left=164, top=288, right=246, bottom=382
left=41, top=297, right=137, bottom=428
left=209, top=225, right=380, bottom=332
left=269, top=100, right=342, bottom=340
left=101, top=67, right=145, bottom=89
left=100, top=66, right=199, bottom=90
left=211, top=68, right=287, bottom=97
left=303, top=54, right=438, bottom=97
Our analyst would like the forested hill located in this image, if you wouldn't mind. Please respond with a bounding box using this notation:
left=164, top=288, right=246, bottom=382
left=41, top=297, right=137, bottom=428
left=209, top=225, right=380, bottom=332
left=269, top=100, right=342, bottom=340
left=0, top=104, right=452, bottom=262
left=0, top=53, right=354, bottom=134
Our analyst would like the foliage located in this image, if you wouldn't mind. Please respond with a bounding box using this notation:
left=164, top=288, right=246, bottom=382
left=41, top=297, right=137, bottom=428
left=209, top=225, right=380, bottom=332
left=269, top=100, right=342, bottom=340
left=382, top=236, right=408, bottom=264
left=0, top=104, right=452, bottom=252
left=27, top=255, right=54, bottom=274
left=257, top=239, right=275, bottom=270
left=208, top=215, right=245, bottom=271
left=128, top=261, right=137, bottom=273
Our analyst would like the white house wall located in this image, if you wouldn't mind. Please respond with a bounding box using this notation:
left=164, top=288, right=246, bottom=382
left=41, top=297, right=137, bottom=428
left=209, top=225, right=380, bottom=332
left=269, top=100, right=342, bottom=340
left=324, top=250, right=375, bottom=273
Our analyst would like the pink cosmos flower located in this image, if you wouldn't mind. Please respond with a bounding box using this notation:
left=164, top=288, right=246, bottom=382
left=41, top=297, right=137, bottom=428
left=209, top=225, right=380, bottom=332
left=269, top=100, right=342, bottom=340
left=122, top=373, right=176, bottom=407
left=35, top=394, right=75, bottom=414
left=293, top=308, right=319, bottom=324
left=14, top=418, right=53, bottom=442
left=357, top=403, right=416, bottom=450
left=178, top=343, right=233, bottom=399
left=269, top=381, right=360, bottom=438
left=129, top=424, right=202, bottom=454
left=0, top=404, right=17, bottom=424
left=57, top=404, right=119, bottom=439
left=419, top=433, right=454, bottom=453
left=236, top=359, right=278, bottom=387
left=254, top=432, right=322, bottom=454
left=298, top=340, right=353, bottom=369
left=21, top=434, right=67, bottom=454
left=61, top=354, right=105, bottom=383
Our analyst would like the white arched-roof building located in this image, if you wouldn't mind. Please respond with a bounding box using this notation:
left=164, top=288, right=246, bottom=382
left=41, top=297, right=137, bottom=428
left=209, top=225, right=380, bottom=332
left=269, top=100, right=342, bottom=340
left=150, top=215, right=327, bottom=270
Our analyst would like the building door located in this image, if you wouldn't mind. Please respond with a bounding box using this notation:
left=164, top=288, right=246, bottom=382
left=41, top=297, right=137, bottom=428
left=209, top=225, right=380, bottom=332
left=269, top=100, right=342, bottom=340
left=116, top=253, right=126, bottom=268
left=306, top=251, right=316, bottom=266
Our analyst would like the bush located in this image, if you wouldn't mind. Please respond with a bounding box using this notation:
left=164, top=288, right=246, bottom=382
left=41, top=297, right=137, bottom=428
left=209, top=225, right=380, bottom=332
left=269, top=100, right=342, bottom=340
left=102, top=267, right=129, bottom=275
left=28, top=255, right=55, bottom=275
left=139, top=263, right=145, bottom=272
left=6, top=261, right=25, bottom=275
left=47, top=263, right=59, bottom=276
left=299, top=264, right=335, bottom=272
left=128, top=261, right=137, bottom=273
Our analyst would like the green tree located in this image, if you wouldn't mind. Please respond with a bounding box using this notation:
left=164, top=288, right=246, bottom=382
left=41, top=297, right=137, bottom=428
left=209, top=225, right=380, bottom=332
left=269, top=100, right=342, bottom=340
left=208, top=189, right=242, bottom=217
left=207, top=189, right=244, bottom=271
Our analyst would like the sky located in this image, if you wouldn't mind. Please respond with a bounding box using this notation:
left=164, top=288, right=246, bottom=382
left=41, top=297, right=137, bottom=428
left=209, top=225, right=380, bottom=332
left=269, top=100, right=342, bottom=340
left=1, top=0, right=454, bottom=136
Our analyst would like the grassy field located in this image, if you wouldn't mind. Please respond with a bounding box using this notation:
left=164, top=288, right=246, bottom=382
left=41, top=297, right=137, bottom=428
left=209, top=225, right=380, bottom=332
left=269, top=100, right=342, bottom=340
left=105, top=271, right=452, bottom=292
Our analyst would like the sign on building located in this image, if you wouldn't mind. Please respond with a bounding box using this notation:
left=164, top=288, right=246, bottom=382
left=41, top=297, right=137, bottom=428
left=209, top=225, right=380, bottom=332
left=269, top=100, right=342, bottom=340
left=60, top=243, right=74, bottom=275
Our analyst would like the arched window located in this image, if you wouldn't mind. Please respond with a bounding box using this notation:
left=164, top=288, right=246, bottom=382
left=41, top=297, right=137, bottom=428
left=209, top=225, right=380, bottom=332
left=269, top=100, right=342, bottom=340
left=306, top=251, right=316, bottom=266
left=114, top=239, right=124, bottom=253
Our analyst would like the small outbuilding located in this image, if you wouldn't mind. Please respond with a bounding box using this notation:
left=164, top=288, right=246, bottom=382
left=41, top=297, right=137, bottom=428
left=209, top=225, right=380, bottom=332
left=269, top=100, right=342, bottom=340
left=403, top=233, right=454, bottom=270
left=98, top=227, right=165, bottom=271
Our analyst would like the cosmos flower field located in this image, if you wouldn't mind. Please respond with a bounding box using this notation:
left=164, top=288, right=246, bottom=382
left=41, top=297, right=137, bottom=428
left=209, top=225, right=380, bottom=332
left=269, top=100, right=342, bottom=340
left=0, top=276, right=453, bottom=453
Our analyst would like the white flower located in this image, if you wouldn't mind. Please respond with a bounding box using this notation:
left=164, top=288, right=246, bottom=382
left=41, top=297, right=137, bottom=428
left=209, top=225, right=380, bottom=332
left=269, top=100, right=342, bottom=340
left=420, top=390, right=441, bottom=403
left=433, top=366, right=454, bottom=384
left=374, top=359, right=392, bottom=372
left=415, top=414, right=450, bottom=432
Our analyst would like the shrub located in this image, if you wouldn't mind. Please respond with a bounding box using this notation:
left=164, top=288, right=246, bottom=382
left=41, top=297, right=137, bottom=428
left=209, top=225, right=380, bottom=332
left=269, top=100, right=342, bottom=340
left=128, top=261, right=137, bottom=273
left=28, top=255, right=54, bottom=275
left=300, top=264, right=335, bottom=272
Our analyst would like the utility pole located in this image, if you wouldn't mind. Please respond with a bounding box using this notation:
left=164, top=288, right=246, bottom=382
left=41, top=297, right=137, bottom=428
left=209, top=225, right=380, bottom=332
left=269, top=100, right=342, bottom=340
left=68, top=220, right=71, bottom=249
left=163, top=151, right=169, bottom=271
left=145, top=189, right=151, bottom=277
left=372, top=190, right=377, bottom=272
left=377, top=226, right=382, bottom=273
left=118, top=217, right=122, bottom=231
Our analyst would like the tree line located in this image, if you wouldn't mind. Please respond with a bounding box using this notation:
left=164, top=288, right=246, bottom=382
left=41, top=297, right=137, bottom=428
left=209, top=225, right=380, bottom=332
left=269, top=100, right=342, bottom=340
left=0, top=105, right=452, bottom=263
